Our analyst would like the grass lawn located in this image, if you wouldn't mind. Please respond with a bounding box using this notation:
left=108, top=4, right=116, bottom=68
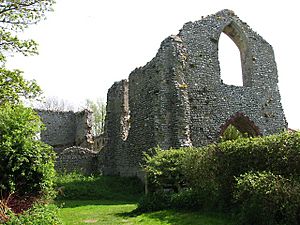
left=55, top=173, right=234, bottom=225
left=58, top=200, right=233, bottom=225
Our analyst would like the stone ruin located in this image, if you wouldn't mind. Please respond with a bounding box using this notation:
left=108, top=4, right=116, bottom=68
left=37, top=109, right=100, bottom=174
left=37, top=109, right=94, bottom=153
left=55, top=146, right=98, bottom=175
left=39, top=9, right=287, bottom=177
left=100, top=9, right=287, bottom=178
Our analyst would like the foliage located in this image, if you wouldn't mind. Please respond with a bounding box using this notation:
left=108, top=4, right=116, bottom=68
left=55, top=172, right=143, bottom=202
left=234, top=171, right=300, bottom=225
left=143, top=147, right=187, bottom=193
left=183, top=131, right=300, bottom=208
left=216, top=131, right=300, bottom=205
left=142, top=146, right=221, bottom=211
left=137, top=189, right=208, bottom=212
left=0, top=1, right=58, bottom=223
left=4, top=203, right=62, bottom=225
left=141, top=131, right=300, bottom=224
left=0, top=0, right=55, bottom=64
left=0, top=0, right=55, bottom=106
left=137, top=192, right=172, bottom=212
left=170, top=188, right=204, bottom=210
left=0, top=103, right=56, bottom=196
left=181, top=145, right=221, bottom=209
left=220, top=124, right=249, bottom=141
left=0, top=67, right=41, bottom=105
left=85, top=98, right=106, bottom=136
left=0, top=196, right=10, bottom=223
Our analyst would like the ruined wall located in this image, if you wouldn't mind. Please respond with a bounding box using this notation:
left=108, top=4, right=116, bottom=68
left=177, top=9, right=287, bottom=146
left=75, top=110, right=94, bottom=149
left=101, top=80, right=129, bottom=175
left=37, top=110, right=76, bottom=152
left=55, top=146, right=98, bottom=175
left=37, top=109, right=93, bottom=153
left=93, top=134, right=105, bottom=151
left=102, top=9, right=287, bottom=178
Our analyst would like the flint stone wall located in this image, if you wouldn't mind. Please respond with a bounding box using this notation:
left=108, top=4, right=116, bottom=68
left=101, top=9, right=287, bottom=178
left=37, top=109, right=93, bottom=153
left=55, top=146, right=98, bottom=174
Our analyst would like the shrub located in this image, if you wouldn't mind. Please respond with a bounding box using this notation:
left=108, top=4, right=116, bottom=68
left=184, top=132, right=300, bottom=208
left=144, top=147, right=187, bottom=193
left=0, top=103, right=56, bottom=197
left=137, top=191, right=171, bottom=212
left=170, top=188, right=204, bottom=210
left=234, top=171, right=300, bottom=225
left=216, top=131, right=300, bottom=205
left=4, top=203, right=62, bottom=225
left=141, top=131, right=300, bottom=214
left=181, top=145, right=221, bottom=210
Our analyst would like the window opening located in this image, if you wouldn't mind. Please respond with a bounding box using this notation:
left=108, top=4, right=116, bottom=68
left=218, top=32, right=243, bottom=86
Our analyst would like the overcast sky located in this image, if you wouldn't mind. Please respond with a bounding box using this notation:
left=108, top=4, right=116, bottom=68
left=6, top=0, right=300, bottom=129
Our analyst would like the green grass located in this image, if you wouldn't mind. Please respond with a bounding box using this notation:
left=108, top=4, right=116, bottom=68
left=58, top=200, right=234, bottom=225
left=55, top=172, right=143, bottom=202
left=55, top=173, right=234, bottom=225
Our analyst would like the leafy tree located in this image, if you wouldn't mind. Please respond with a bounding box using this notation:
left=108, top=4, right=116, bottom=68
left=0, top=0, right=55, bottom=105
left=0, top=67, right=41, bottom=105
left=0, top=0, right=55, bottom=64
left=0, top=0, right=57, bottom=214
left=85, top=98, right=106, bottom=136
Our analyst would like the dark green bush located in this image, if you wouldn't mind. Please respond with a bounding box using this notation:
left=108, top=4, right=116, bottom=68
left=216, top=132, right=300, bottom=205
left=137, top=191, right=171, bottom=212
left=234, top=171, right=300, bottom=225
left=138, top=189, right=206, bottom=212
left=182, top=132, right=300, bottom=208
left=0, top=103, right=56, bottom=197
left=144, top=147, right=187, bottom=192
left=170, top=188, right=204, bottom=210
left=181, top=145, right=221, bottom=209
left=142, top=131, right=300, bottom=217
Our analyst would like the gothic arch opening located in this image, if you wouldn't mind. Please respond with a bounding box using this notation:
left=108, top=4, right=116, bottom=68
left=220, top=112, right=260, bottom=141
left=218, top=22, right=249, bottom=86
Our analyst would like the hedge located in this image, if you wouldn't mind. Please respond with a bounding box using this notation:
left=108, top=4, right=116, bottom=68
left=141, top=131, right=300, bottom=223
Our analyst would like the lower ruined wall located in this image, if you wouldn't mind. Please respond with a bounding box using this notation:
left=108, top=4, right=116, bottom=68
left=37, top=109, right=97, bottom=175
left=55, top=146, right=98, bottom=175
left=93, top=134, right=105, bottom=151
left=37, top=109, right=93, bottom=153
left=75, top=110, right=94, bottom=149
left=37, top=110, right=76, bottom=152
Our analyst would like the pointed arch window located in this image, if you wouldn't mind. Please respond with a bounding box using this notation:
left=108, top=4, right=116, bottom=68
left=218, top=22, right=250, bottom=87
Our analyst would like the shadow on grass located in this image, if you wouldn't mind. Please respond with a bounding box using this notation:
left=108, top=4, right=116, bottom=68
left=55, top=199, right=138, bottom=208
left=118, top=209, right=234, bottom=225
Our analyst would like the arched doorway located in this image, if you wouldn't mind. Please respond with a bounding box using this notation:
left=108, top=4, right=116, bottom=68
left=220, top=112, right=260, bottom=141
